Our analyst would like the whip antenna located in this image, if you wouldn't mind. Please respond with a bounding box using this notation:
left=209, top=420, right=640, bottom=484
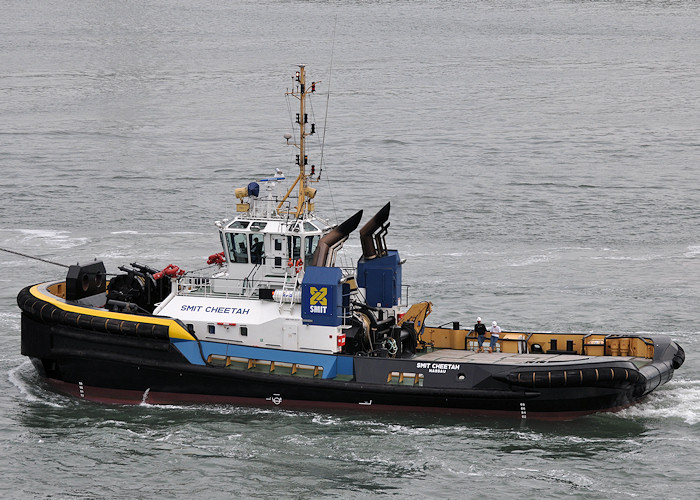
left=319, top=15, right=339, bottom=224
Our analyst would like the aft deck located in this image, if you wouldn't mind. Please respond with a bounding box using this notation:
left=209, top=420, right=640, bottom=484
left=414, top=348, right=647, bottom=366
left=421, top=326, right=656, bottom=360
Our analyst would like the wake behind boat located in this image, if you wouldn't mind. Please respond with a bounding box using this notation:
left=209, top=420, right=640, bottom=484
left=18, top=66, right=685, bottom=419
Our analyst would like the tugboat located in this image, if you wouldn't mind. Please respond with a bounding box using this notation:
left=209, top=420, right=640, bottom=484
left=18, top=66, right=685, bottom=419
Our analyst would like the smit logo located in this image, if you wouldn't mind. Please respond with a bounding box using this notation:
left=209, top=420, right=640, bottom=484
left=309, top=287, right=327, bottom=305
left=309, top=287, right=328, bottom=313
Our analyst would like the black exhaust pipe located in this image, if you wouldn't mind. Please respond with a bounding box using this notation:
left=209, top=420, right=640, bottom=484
left=311, top=210, right=363, bottom=267
left=359, top=202, right=390, bottom=260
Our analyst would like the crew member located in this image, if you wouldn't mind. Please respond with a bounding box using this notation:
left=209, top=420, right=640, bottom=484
left=489, top=321, right=501, bottom=353
left=475, top=317, right=487, bottom=352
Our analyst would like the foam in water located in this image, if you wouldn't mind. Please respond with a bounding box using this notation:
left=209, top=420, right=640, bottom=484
left=7, top=360, right=63, bottom=408
left=684, top=245, right=700, bottom=258
left=507, top=254, right=555, bottom=267
left=13, top=228, right=90, bottom=249
left=615, top=378, right=700, bottom=425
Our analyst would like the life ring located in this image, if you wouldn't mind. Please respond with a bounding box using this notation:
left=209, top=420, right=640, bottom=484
left=295, top=258, right=303, bottom=274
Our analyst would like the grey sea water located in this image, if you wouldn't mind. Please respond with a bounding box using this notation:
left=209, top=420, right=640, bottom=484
left=1, top=0, right=699, bottom=498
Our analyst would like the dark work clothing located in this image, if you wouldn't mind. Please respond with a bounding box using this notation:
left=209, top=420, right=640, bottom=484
left=475, top=322, right=487, bottom=349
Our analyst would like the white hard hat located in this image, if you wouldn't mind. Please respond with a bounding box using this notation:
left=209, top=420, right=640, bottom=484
left=492, top=321, right=497, bottom=326
left=477, top=317, right=481, bottom=322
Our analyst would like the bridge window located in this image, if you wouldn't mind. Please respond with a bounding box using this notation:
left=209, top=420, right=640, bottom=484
left=249, top=234, right=265, bottom=264
left=305, top=235, right=320, bottom=266
left=226, top=233, right=249, bottom=263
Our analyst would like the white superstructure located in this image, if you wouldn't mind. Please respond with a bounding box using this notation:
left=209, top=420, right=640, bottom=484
left=154, top=66, right=349, bottom=355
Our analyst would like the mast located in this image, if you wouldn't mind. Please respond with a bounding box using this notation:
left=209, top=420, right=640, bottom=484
left=278, top=65, right=318, bottom=218
left=297, top=65, right=308, bottom=217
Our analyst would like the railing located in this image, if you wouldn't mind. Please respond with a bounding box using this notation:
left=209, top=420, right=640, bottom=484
left=419, top=325, right=656, bottom=359
left=177, top=270, right=412, bottom=318
left=177, top=274, right=294, bottom=300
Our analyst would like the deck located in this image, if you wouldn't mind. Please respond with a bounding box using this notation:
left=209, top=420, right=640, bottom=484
left=414, top=348, right=643, bottom=366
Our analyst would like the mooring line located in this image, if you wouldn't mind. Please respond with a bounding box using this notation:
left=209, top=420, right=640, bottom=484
left=0, top=246, right=70, bottom=268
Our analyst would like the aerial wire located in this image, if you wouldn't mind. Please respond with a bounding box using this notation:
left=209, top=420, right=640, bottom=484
left=318, top=16, right=354, bottom=271
left=320, top=15, right=338, bottom=226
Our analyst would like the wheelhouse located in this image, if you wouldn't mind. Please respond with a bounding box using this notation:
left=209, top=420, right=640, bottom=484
left=219, top=217, right=328, bottom=281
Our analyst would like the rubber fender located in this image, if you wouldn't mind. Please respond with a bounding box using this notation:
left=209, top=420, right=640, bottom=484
left=17, top=286, right=170, bottom=341
left=77, top=314, right=94, bottom=330
left=672, top=344, right=685, bottom=369
left=119, top=320, right=138, bottom=336
left=63, top=311, right=80, bottom=326
left=105, top=318, right=124, bottom=335
left=502, top=367, right=642, bottom=389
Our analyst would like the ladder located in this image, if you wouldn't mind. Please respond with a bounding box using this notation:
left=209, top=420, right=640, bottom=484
left=279, top=267, right=300, bottom=312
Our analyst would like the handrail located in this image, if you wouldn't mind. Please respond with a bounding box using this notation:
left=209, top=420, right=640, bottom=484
left=177, top=274, right=291, bottom=299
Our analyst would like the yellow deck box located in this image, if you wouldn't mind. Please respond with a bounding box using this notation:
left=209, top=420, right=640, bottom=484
left=584, top=339, right=605, bottom=356
left=501, top=334, right=527, bottom=354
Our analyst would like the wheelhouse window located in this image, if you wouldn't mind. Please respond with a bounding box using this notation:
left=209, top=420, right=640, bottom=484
left=249, top=234, right=265, bottom=264
left=226, top=233, right=249, bottom=263
left=305, top=235, right=320, bottom=266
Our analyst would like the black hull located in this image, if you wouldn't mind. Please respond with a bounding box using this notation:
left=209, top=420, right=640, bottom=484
left=42, top=378, right=641, bottom=421
left=21, top=312, right=662, bottom=419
